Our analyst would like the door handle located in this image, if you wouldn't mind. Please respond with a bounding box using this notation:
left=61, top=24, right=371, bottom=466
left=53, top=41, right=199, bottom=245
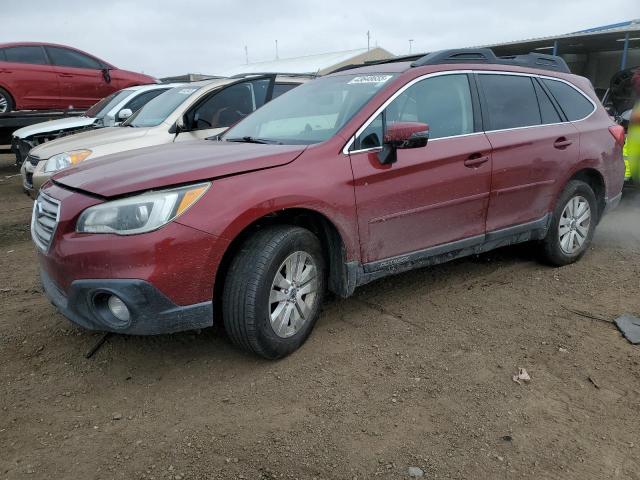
left=464, top=153, right=490, bottom=168
left=554, top=137, right=573, bottom=149
left=58, top=73, right=74, bottom=78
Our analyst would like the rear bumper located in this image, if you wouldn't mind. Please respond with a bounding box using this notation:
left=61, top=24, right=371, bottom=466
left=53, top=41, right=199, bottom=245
left=40, top=269, right=213, bottom=335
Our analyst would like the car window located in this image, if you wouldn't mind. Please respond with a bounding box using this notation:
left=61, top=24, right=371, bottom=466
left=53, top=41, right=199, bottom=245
left=353, top=74, right=474, bottom=150
left=126, top=85, right=201, bottom=128
left=272, top=83, right=298, bottom=99
left=224, top=73, right=396, bottom=145
left=542, top=79, right=594, bottom=121
left=187, top=79, right=270, bottom=130
left=121, top=89, right=167, bottom=115
left=45, top=46, right=102, bottom=69
left=479, top=74, right=541, bottom=130
left=84, top=90, right=132, bottom=118
left=533, top=79, right=562, bottom=124
left=0, top=49, right=6, bottom=62
left=3, top=46, right=48, bottom=65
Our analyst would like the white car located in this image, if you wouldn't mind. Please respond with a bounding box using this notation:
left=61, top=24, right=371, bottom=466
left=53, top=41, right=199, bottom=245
left=11, top=83, right=180, bottom=166
left=22, top=74, right=308, bottom=197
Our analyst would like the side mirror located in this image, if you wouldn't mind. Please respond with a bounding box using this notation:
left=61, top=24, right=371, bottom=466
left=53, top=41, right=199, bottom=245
left=117, top=108, right=133, bottom=121
left=172, top=115, right=187, bottom=134
left=101, top=68, right=112, bottom=83
left=378, top=122, right=429, bottom=165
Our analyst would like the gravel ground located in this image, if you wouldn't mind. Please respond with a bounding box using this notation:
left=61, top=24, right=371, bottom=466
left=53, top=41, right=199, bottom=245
left=1, top=152, right=639, bottom=480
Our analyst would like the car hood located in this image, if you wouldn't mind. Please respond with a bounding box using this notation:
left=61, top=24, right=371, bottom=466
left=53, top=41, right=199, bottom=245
left=29, top=126, right=150, bottom=160
left=13, top=116, right=97, bottom=139
left=53, top=140, right=307, bottom=197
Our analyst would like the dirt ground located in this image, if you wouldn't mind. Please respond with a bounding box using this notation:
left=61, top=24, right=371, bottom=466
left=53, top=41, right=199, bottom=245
left=1, top=152, right=639, bottom=480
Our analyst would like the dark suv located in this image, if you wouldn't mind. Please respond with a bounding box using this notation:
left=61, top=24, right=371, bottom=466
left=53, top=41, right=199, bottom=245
left=33, top=49, right=625, bottom=359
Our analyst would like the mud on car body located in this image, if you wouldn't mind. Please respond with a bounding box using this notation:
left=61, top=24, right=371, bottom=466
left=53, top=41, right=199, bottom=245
left=33, top=49, right=625, bottom=359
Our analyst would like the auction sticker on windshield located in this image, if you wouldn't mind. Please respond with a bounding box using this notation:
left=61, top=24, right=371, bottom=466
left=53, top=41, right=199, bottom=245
left=348, top=75, right=394, bottom=85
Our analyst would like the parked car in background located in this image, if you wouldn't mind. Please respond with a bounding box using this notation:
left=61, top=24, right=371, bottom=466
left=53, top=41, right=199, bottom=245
left=0, top=42, right=156, bottom=113
left=32, top=49, right=624, bottom=359
left=11, top=83, right=179, bottom=166
left=22, top=74, right=309, bottom=196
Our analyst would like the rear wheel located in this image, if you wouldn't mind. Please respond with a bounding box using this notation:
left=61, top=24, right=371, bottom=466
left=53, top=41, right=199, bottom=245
left=222, top=225, right=326, bottom=359
left=540, top=180, right=597, bottom=266
left=0, top=88, right=14, bottom=113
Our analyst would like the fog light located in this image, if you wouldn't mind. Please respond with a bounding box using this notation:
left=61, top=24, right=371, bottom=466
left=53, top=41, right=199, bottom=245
left=107, top=295, right=130, bottom=322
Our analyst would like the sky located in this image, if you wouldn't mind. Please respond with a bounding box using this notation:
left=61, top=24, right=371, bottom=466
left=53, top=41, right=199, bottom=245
left=1, top=0, right=639, bottom=78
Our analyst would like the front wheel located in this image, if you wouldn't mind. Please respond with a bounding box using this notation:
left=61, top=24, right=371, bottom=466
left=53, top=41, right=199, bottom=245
left=0, top=88, right=14, bottom=113
left=222, top=225, right=326, bottom=359
left=540, top=180, right=597, bottom=266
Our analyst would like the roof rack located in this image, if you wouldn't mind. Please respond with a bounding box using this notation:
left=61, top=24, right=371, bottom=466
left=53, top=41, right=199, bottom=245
left=410, top=48, right=571, bottom=73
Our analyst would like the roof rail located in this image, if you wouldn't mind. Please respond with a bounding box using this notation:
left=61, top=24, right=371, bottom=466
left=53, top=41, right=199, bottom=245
left=229, top=72, right=318, bottom=79
left=410, top=48, right=571, bottom=73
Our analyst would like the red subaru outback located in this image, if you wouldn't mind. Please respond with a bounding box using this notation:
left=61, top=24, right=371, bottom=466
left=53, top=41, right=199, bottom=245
left=33, top=49, right=625, bottom=359
left=0, top=42, right=156, bottom=112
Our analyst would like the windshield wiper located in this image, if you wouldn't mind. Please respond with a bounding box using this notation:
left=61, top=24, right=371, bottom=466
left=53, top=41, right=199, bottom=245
left=225, top=136, right=281, bottom=145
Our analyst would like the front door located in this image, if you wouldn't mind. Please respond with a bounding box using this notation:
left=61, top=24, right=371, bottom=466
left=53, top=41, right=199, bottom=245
left=175, top=77, right=274, bottom=142
left=349, top=73, right=492, bottom=263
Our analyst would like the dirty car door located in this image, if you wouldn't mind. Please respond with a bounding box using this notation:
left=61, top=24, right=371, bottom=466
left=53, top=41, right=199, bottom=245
left=349, top=73, right=492, bottom=264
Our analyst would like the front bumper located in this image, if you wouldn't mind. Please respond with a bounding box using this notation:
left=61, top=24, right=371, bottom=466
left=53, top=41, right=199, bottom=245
left=41, top=269, right=213, bottom=335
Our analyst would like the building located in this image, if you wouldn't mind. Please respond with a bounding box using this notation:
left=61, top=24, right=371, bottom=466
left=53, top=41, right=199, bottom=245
left=216, top=47, right=394, bottom=77
left=485, top=19, right=640, bottom=93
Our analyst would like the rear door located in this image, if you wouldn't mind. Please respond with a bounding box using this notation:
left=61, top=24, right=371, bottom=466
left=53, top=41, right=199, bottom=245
left=0, top=45, right=61, bottom=109
left=45, top=46, right=112, bottom=109
left=478, top=73, right=579, bottom=232
left=175, top=77, right=274, bottom=142
left=349, top=72, right=493, bottom=263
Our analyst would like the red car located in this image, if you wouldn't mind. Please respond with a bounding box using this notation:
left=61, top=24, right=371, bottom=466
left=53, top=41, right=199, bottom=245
left=33, top=49, right=625, bottom=359
left=0, top=42, right=156, bottom=113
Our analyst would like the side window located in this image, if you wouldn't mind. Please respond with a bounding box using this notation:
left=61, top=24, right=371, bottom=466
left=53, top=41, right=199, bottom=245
left=188, top=79, right=270, bottom=130
left=533, top=79, right=562, bottom=124
left=479, top=74, right=541, bottom=130
left=272, top=83, right=298, bottom=99
left=4, top=46, right=48, bottom=65
left=0, top=49, right=6, bottom=62
left=352, top=74, right=474, bottom=150
left=121, top=89, right=167, bottom=115
left=45, top=47, right=102, bottom=69
left=542, top=79, right=594, bottom=121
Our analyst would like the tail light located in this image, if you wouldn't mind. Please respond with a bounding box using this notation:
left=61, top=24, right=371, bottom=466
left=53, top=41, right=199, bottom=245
left=609, top=125, right=625, bottom=147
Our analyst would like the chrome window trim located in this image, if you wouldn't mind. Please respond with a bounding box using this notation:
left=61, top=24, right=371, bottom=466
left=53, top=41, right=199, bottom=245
left=342, top=69, right=597, bottom=155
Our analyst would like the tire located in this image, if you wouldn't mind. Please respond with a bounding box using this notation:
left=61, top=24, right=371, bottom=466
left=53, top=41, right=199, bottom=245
left=540, top=180, right=598, bottom=266
left=0, top=87, right=14, bottom=113
left=222, top=225, right=326, bottom=359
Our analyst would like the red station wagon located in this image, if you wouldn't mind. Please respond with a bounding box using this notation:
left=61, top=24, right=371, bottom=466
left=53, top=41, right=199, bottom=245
left=0, top=42, right=156, bottom=112
left=32, top=49, right=625, bottom=359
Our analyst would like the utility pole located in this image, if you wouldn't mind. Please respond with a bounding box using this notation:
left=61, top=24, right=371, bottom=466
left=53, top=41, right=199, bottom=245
left=367, top=31, right=370, bottom=51
left=275, top=39, right=279, bottom=60
left=244, top=45, right=248, bottom=65
left=409, top=39, right=414, bottom=54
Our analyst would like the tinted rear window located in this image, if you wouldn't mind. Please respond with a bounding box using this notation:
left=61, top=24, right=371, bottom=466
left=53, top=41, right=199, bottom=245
left=533, top=79, right=562, bottom=124
left=542, top=79, right=594, bottom=121
left=479, top=74, right=541, bottom=130
left=3, top=46, right=48, bottom=65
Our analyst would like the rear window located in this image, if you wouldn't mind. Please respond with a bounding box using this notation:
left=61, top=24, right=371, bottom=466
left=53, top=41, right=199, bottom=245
left=3, top=46, right=48, bottom=65
left=479, top=74, right=541, bottom=130
left=542, top=79, right=594, bottom=121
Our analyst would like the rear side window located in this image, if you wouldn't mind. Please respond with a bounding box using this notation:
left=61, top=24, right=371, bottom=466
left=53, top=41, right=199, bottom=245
left=542, top=79, right=594, bottom=121
left=272, top=83, right=298, bottom=99
left=533, top=80, right=562, bottom=124
left=479, top=74, right=541, bottom=130
left=45, top=46, right=102, bottom=69
left=3, top=46, right=48, bottom=65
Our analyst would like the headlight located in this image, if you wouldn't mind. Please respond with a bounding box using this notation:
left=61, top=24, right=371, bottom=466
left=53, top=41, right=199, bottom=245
left=43, top=150, right=92, bottom=173
left=76, top=183, right=210, bottom=235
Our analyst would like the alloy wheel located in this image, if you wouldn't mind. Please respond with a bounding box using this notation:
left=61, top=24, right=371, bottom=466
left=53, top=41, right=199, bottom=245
left=558, top=195, right=591, bottom=254
left=269, top=251, right=319, bottom=338
left=0, top=93, right=8, bottom=114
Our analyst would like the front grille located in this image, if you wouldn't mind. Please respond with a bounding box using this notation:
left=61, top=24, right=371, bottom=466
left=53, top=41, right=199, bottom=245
left=31, top=192, right=60, bottom=252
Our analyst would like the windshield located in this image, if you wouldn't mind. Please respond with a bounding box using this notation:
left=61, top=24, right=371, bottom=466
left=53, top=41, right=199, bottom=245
left=126, top=85, right=202, bottom=128
left=223, top=73, right=397, bottom=145
left=85, top=90, right=133, bottom=118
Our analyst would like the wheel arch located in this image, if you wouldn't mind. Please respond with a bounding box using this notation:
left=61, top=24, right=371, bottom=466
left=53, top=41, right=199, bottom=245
left=213, top=208, right=357, bottom=312
left=0, top=84, right=15, bottom=111
left=567, top=168, right=606, bottom=220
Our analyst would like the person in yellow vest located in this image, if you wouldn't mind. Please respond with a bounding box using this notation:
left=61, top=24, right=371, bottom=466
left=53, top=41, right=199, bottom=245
left=623, top=70, right=640, bottom=184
